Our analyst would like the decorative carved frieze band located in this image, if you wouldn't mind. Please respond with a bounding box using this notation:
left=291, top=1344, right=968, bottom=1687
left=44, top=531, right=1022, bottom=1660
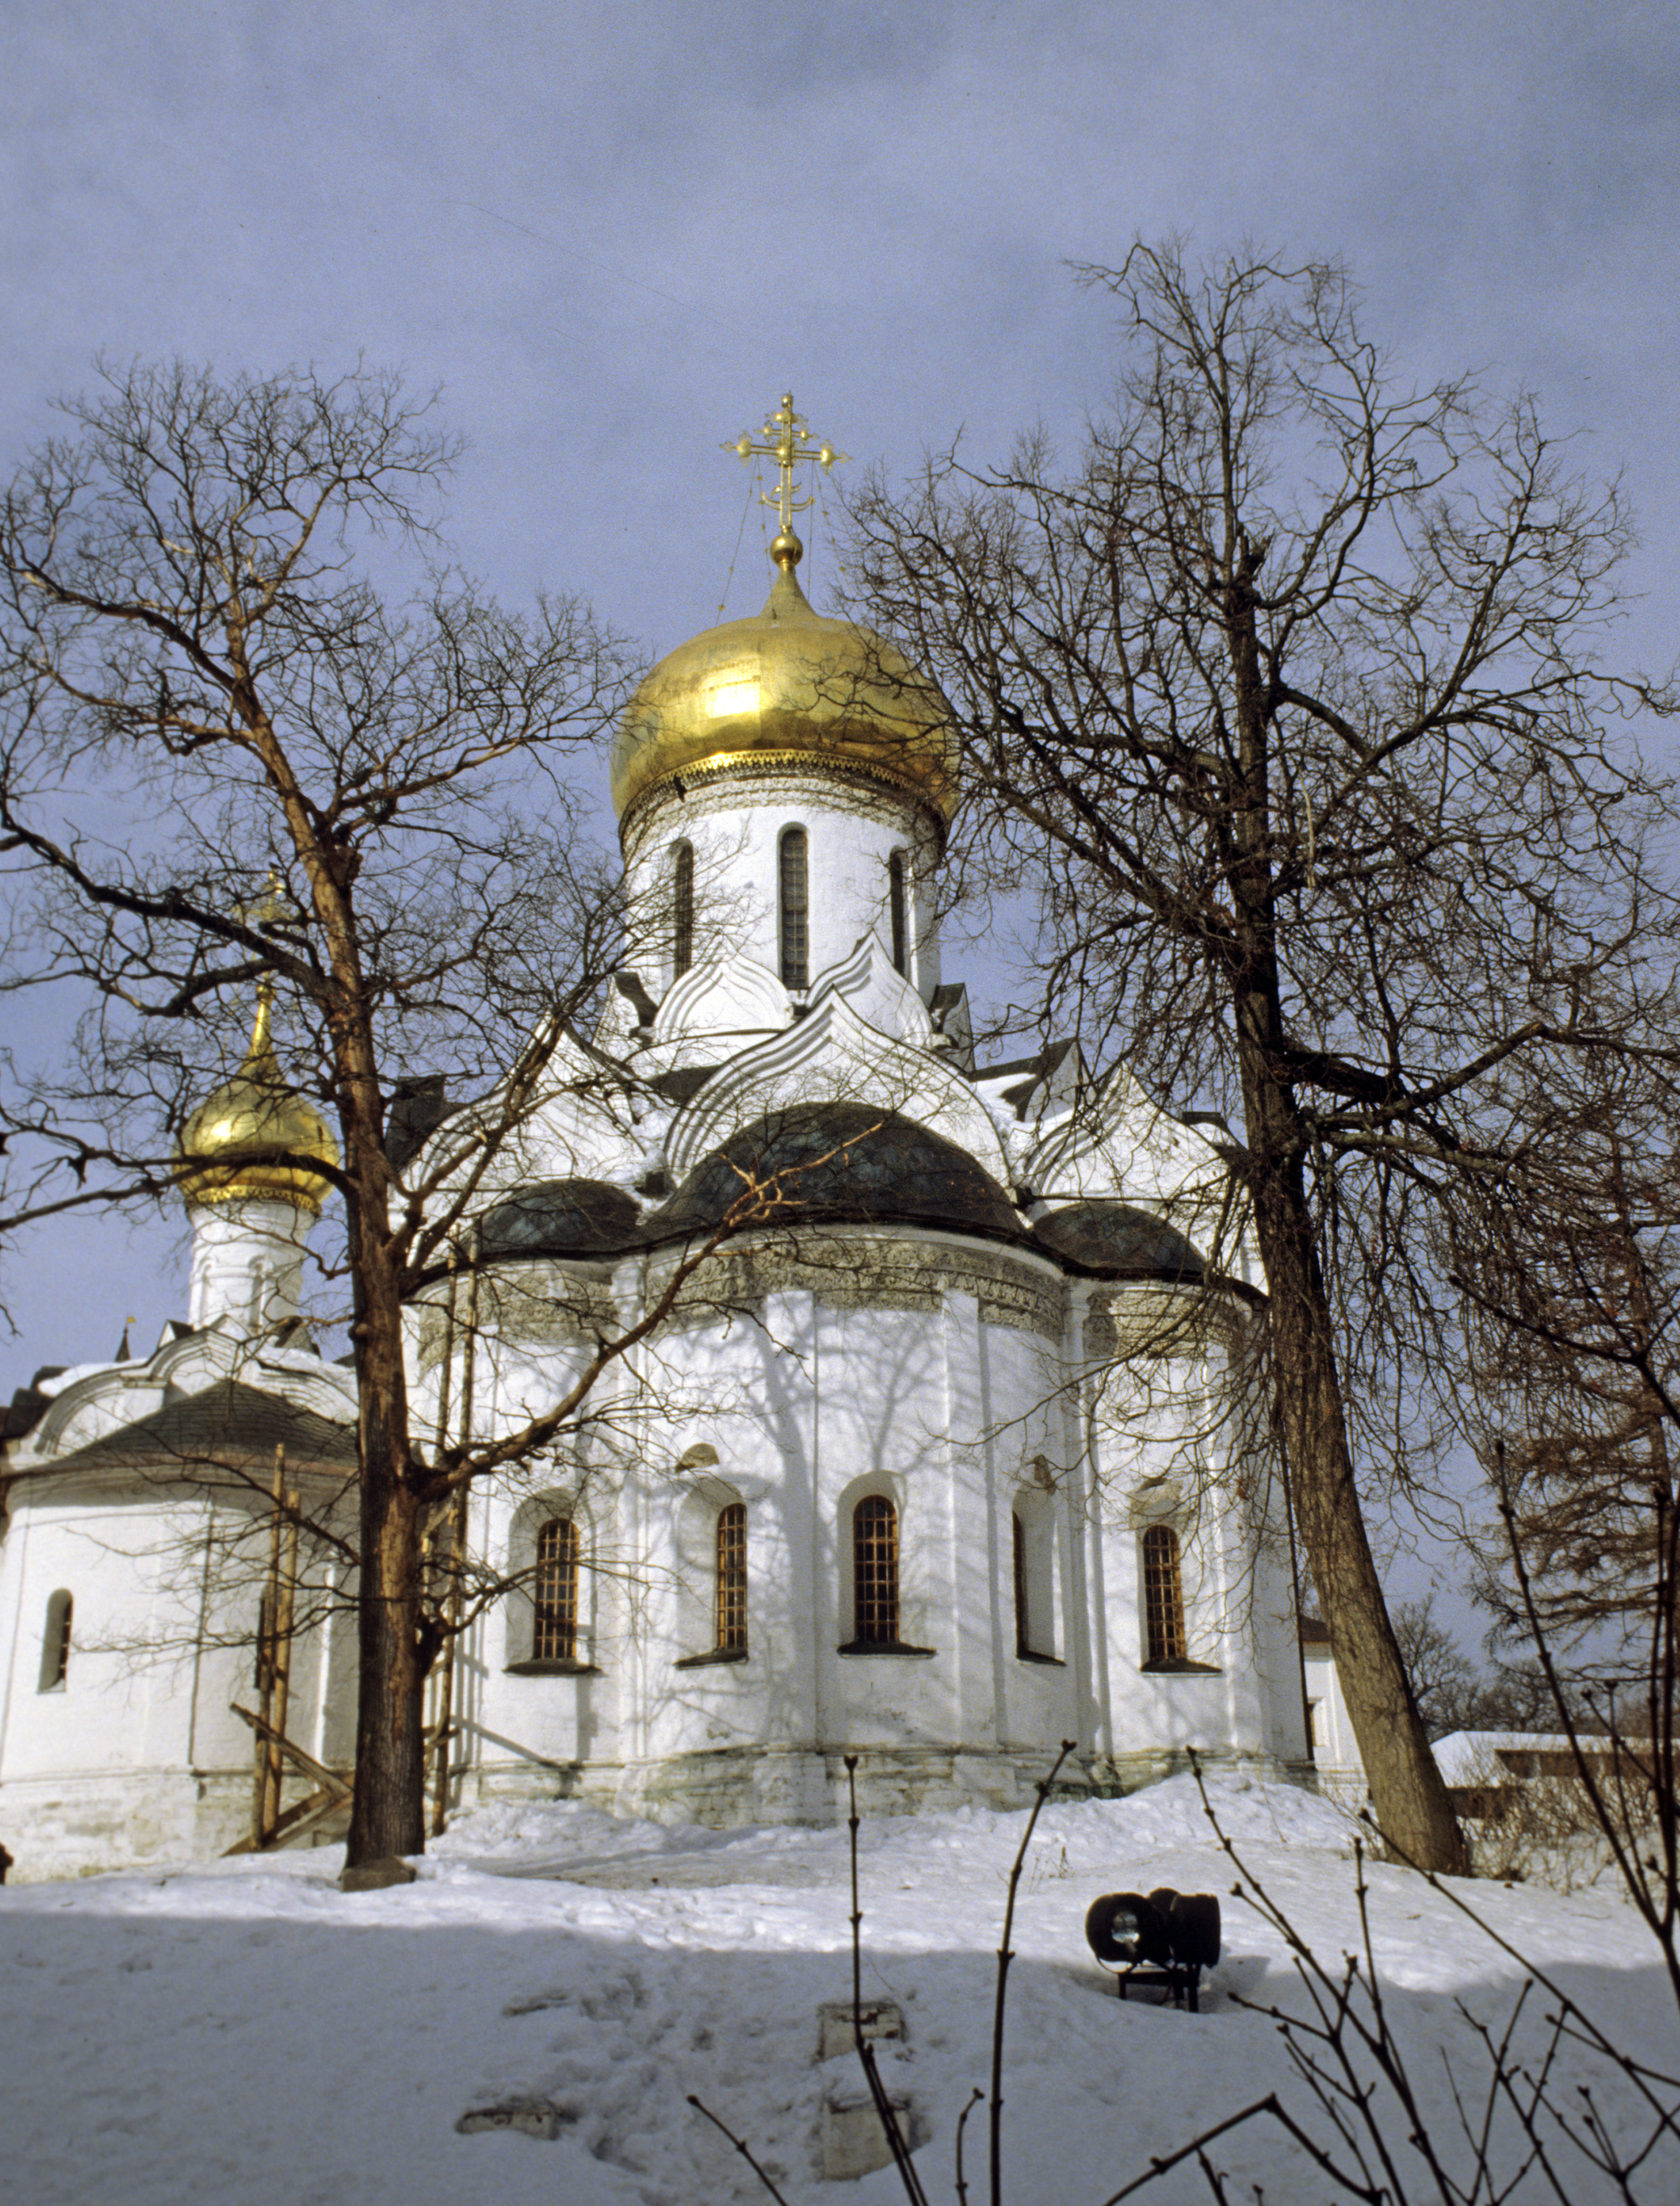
left=621, top=749, right=948, bottom=851
left=647, top=1232, right=1063, bottom=1337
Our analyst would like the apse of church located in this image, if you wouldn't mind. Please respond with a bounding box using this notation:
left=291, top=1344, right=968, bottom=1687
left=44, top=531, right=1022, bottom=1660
left=0, top=398, right=1337, bottom=1874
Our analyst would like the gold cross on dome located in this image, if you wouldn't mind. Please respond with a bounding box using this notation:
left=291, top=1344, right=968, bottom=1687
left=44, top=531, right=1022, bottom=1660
left=724, top=393, right=848, bottom=533
left=233, top=868, right=289, bottom=935
left=232, top=869, right=290, bottom=1047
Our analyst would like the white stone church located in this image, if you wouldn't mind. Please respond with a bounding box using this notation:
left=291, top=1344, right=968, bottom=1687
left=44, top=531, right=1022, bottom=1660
left=0, top=413, right=1351, bottom=1877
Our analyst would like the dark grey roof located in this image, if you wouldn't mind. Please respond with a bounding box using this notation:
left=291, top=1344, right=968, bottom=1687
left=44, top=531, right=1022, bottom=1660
left=1032, top=1202, right=1204, bottom=1281
left=47, top=1377, right=358, bottom=1476
left=648, top=1065, right=717, bottom=1107
left=644, top=1103, right=1028, bottom=1246
left=479, top=1177, right=643, bottom=1262
left=386, top=1074, right=461, bottom=1171
left=3, top=1367, right=66, bottom=1445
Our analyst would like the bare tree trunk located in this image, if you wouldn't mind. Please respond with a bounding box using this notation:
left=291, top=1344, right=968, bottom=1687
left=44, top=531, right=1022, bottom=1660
left=339, top=1034, right=427, bottom=1867
left=841, top=243, right=1668, bottom=1881
left=1246, top=1105, right=1470, bottom=1873
left=346, top=1343, right=426, bottom=1864
left=0, top=360, right=638, bottom=1876
left=1225, top=563, right=1467, bottom=1876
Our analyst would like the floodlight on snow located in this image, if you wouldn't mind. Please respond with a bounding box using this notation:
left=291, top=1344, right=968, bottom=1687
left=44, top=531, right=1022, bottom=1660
left=1084, top=1887, right=1221, bottom=2011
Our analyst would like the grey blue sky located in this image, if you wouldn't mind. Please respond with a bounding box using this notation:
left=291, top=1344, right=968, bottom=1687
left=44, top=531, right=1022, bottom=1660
left=4, top=0, right=1678, bottom=1556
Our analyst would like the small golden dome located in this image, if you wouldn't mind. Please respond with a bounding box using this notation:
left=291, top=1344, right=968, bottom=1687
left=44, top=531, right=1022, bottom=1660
left=177, top=993, right=338, bottom=1215
left=609, top=536, right=960, bottom=827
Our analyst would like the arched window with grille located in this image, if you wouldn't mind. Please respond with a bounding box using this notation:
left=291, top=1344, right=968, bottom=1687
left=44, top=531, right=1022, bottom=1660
left=672, top=840, right=695, bottom=977
left=715, top=1501, right=748, bottom=1652
left=1141, top=1524, right=1187, bottom=1666
left=39, top=1589, right=72, bottom=1692
left=1012, top=1511, right=1030, bottom=1658
left=888, top=849, right=909, bottom=975
left=852, top=1494, right=899, bottom=1646
left=778, top=826, right=809, bottom=991
left=532, top=1517, right=579, bottom=1663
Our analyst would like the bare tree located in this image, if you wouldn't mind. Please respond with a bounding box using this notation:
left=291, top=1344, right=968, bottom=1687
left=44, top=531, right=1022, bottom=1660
left=0, top=359, right=671, bottom=1862
left=1441, top=1036, right=1680, bottom=1975
left=1452, top=1051, right=1680, bottom=1666
left=1391, top=1597, right=1486, bottom=1742
left=847, top=240, right=1678, bottom=1872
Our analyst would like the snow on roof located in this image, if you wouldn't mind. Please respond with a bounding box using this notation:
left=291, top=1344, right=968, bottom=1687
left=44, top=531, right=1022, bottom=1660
left=1432, top=1731, right=1616, bottom=1783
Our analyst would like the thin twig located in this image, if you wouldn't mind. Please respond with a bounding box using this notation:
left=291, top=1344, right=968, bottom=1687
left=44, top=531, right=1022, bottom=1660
left=686, top=2094, right=792, bottom=2205
left=990, top=1739, right=1076, bottom=2206
left=845, top=1754, right=929, bottom=2205
left=955, top=2085, right=984, bottom=2205
left=1095, top=2091, right=1384, bottom=2204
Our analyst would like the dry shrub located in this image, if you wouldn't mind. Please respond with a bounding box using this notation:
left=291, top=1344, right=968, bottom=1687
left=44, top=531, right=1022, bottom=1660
left=1456, top=1747, right=1663, bottom=1893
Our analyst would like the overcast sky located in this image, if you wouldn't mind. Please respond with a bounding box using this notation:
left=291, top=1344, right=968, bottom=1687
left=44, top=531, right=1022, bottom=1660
left=5, top=0, right=1678, bottom=1589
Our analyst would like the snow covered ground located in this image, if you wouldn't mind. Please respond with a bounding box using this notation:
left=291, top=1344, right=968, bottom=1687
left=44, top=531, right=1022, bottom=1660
left=2, top=1773, right=1676, bottom=2204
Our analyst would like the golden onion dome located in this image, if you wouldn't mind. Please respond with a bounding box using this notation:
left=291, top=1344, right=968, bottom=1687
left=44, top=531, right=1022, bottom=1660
left=177, top=991, right=338, bottom=1215
left=609, top=532, right=960, bottom=828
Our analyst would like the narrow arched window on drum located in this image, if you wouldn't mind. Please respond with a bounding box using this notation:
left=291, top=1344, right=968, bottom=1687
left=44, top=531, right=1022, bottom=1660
left=672, top=840, right=694, bottom=976
left=779, top=826, right=809, bottom=990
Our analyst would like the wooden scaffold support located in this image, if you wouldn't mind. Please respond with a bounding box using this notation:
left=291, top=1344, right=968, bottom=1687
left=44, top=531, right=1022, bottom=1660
left=425, top=1485, right=470, bottom=1838
left=226, top=1704, right=353, bottom=1853
left=224, top=1445, right=353, bottom=1856
left=253, top=1444, right=300, bottom=1848
left=424, top=1243, right=473, bottom=1839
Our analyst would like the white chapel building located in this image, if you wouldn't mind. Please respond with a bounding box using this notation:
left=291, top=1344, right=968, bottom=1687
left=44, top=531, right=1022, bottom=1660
left=0, top=415, right=1334, bottom=1876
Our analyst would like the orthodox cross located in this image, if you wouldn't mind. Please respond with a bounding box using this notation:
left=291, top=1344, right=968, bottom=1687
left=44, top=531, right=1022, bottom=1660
left=724, top=393, right=848, bottom=532
left=232, top=870, right=290, bottom=1045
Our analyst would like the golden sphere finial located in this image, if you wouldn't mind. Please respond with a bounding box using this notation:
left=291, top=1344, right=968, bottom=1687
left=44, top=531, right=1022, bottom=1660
left=769, top=527, right=803, bottom=572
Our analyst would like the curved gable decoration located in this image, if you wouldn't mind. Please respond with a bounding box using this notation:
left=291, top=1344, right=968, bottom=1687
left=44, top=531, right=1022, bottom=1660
left=651, top=955, right=795, bottom=1048
left=807, top=933, right=935, bottom=1048
left=28, top=1321, right=359, bottom=1462
left=1027, top=1068, right=1263, bottom=1287
left=665, top=991, right=1011, bottom=1188
left=408, top=1019, right=633, bottom=1184
left=1028, top=1062, right=1224, bottom=1209
left=405, top=1019, right=647, bottom=1211
left=36, top=1378, right=170, bottom=1461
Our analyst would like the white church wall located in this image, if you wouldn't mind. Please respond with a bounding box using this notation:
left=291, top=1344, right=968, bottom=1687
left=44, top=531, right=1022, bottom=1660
left=474, top=1470, right=621, bottom=1777
left=964, top=1307, right=1081, bottom=1758
left=437, top=1238, right=1313, bottom=1830
left=817, top=1294, right=957, bottom=1748
left=1237, top=1462, right=1315, bottom=1772
left=0, top=1488, right=197, bottom=1783
left=1301, top=1637, right=1366, bottom=1801
left=0, top=1475, right=356, bottom=1876
left=945, top=1290, right=1003, bottom=1758
left=751, top=1286, right=821, bottom=1748
left=1073, top=1307, right=1297, bottom=1777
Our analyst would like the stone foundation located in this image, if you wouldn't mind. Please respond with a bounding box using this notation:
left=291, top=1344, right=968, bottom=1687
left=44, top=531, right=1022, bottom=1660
left=0, top=1768, right=264, bottom=1882
left=455, top=1740, right=1304, bottom=1831
left=3, top=1744, right=1320, bottom=1881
